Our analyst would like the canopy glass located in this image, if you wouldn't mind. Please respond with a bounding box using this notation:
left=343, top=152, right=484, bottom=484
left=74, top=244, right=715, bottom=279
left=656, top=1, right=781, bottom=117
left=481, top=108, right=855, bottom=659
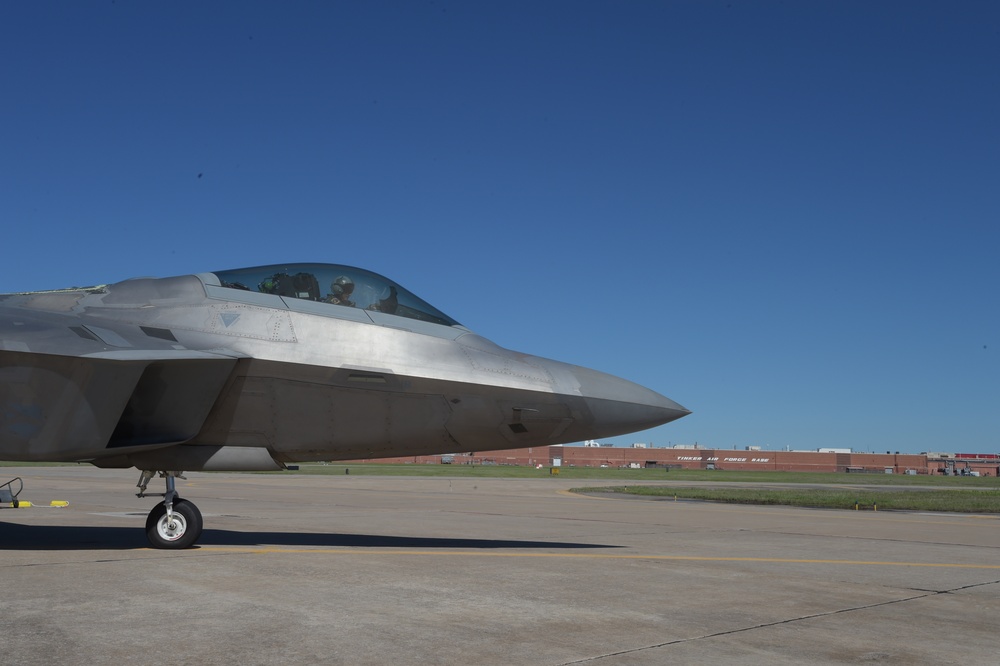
left=212, top=263, right=460, bottom=327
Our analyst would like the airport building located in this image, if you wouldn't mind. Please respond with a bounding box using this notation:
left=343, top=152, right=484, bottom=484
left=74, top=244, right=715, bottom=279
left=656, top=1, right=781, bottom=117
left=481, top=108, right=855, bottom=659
left=358, top=446, right=1000, bottom=476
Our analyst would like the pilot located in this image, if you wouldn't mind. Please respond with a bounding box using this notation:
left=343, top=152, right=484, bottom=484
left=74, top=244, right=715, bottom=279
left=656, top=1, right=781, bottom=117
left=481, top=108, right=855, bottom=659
left=325, top=276, right=356, bottom=306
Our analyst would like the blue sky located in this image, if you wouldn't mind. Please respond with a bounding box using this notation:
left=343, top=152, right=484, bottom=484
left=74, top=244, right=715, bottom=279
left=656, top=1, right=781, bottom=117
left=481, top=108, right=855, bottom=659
left=2, top=2, right=997, bottom=453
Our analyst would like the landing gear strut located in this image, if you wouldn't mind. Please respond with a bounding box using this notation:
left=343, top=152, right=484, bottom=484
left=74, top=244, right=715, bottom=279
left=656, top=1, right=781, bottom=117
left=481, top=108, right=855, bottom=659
left=137, top=471, right=204, bottom=549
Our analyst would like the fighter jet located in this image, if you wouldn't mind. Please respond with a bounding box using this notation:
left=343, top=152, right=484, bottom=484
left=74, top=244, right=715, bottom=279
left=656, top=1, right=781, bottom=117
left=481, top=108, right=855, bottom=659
left=0, top=263, right=689, bottom=548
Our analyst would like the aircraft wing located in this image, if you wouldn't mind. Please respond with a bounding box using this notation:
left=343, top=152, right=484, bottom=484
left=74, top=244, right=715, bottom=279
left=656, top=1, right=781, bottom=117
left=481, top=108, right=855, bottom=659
left=1, top=346, right=239, bottom=463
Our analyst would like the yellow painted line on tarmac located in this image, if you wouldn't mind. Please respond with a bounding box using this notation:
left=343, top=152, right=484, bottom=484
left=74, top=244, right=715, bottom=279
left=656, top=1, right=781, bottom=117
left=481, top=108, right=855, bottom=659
left=192, top=547, right=1000, bottom=569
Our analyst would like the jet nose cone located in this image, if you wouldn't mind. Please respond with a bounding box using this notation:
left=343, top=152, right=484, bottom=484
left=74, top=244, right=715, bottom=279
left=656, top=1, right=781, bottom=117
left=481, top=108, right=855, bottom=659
left=566, top=364, right=690, bottom=438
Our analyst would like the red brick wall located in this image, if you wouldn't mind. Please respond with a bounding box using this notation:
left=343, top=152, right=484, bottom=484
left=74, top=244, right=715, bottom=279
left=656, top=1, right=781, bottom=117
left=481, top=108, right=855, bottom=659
left=348, top=446, right=940, bottom=474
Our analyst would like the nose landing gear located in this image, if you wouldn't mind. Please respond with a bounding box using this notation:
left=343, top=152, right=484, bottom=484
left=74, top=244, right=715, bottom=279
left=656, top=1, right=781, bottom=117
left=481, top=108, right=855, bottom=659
left=137, top=471, right=204, bottom=549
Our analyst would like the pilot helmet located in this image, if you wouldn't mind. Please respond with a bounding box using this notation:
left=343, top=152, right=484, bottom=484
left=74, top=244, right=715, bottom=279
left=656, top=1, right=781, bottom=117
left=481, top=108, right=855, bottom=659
left=330, top=276, right=355, bottom=297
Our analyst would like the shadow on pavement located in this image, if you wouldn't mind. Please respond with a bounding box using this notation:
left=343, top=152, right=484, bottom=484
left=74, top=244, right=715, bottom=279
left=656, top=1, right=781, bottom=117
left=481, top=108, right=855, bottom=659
left=0, top=521, right=620, bottom=551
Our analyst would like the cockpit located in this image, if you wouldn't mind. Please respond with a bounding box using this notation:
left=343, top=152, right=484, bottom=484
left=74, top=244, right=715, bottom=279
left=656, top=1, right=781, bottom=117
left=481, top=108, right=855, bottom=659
left=211, top=263, right=460, bottom=328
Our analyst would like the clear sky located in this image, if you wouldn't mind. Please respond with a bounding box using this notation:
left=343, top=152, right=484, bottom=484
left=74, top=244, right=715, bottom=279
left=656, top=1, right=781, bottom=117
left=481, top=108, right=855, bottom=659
left=2, top=2, right=997, bottom=454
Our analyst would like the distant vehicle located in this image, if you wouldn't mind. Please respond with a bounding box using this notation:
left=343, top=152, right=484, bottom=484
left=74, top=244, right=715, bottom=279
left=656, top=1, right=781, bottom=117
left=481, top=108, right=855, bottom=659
left=0, top=262, right=689, bottom=548
left=440, top=455, right=455, bottom=464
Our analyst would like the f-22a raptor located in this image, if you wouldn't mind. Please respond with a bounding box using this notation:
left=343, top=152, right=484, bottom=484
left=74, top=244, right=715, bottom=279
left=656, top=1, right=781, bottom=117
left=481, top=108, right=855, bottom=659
left=0, top=263, right=689, bottom=548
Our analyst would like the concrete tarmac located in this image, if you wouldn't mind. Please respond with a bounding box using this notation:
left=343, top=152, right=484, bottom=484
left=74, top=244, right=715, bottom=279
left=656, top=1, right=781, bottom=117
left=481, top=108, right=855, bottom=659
left=1, top=466, right=998, bottom=665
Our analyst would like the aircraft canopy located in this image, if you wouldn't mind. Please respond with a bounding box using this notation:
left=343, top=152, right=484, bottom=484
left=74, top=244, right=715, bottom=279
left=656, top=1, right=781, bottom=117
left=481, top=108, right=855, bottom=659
left=212, top=263, right=460, bottom=327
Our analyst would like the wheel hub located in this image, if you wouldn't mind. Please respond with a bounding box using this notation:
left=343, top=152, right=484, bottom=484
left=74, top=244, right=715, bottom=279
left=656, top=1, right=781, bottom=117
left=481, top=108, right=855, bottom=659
left=157, top=512, right=187, bottom=541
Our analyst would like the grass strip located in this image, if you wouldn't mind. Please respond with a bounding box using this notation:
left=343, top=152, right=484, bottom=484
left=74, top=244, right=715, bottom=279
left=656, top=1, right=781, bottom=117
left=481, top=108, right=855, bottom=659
left=573, top=486, right=1000, bottom=513
left=3, top=462, right=999, bottom=492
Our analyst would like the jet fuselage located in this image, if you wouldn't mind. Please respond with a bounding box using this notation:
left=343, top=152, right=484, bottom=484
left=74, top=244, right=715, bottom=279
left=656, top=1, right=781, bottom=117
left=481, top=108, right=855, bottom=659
left=1, top=263, right=689, bottom=471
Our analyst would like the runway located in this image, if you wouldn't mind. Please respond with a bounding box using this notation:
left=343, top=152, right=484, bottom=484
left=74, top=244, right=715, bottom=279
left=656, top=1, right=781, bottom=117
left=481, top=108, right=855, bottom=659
left=2, top=466, right=997, bottom=665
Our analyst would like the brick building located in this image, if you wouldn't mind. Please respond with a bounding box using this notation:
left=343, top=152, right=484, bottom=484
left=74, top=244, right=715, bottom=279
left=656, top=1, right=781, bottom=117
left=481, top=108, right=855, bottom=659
left=349, top=446, right=999, bottom=476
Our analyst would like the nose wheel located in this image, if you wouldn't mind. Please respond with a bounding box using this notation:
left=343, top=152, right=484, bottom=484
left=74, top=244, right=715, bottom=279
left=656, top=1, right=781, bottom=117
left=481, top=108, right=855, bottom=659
left=137, top=470, right=204, bottom=549
left=145, top=498, right=203, bottom=549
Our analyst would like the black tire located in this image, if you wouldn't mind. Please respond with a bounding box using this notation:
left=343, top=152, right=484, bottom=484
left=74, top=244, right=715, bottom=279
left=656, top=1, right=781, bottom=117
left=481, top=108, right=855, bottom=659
left=145, top=498, right=204, bottom=549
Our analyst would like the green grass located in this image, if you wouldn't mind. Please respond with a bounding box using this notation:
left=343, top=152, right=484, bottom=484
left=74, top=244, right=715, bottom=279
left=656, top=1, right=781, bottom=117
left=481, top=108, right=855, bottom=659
left=7, top=460, right=994, bottom=488
left=574, top=485, right=1000, bottom=513
left=270, top=463, right=1000, bottom=487
left=5, top=461, right=998, bottom=511
left=284, top=464, right=1000, bottom=512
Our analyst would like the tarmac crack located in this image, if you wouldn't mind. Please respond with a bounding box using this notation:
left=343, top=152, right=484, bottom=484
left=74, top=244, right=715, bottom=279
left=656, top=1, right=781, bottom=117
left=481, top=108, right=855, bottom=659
left=935, top=578, right=1000, bottom=593
left=557, top=583, right=992, bottom=665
